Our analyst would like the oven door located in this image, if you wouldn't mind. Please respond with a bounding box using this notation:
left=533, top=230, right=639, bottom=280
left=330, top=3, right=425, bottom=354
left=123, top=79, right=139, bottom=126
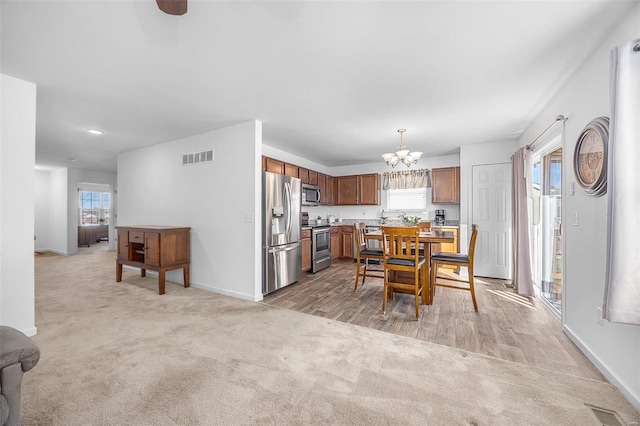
left=311, top=227, right=331, bottom=272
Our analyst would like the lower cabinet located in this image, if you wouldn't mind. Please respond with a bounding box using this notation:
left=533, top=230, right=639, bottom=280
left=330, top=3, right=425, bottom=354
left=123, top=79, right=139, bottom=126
left=340, top=225, right=354, bottom=259
left=436, top=227, right=459, bottom=253
left=302, top=229, right=312, bottom=272
left=434, top=226, right=459, bottom=272
left=330, top=227, right=340, bottom=260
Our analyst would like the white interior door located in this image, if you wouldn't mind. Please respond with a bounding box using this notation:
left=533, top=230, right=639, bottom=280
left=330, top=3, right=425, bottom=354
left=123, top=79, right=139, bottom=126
left=472, top=163, right=512, bottom=279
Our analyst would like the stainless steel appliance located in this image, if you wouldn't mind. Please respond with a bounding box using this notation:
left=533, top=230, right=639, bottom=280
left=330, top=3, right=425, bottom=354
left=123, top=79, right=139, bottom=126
left=435, top=209, right=446, bottom=226
left=311, top=226, right=331, bottom=273
left=301, top=212, right=331, bottom=273
left=301, top=183, right=321, bottom=206
left=263, top=172, right=302, bottom=295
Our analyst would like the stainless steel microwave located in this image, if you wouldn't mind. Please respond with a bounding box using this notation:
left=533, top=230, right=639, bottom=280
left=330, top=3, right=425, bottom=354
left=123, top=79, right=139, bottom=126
left=301, top=183, right=321, bottom=206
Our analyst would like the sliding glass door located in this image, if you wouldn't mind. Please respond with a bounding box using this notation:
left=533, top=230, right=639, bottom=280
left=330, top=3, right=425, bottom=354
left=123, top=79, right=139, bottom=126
left=532, top=147, right=563, bottom=315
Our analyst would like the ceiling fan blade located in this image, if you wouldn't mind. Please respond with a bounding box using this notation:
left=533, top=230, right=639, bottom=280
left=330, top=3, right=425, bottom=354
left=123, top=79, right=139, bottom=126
left=156, top=0, right=187, bottom=16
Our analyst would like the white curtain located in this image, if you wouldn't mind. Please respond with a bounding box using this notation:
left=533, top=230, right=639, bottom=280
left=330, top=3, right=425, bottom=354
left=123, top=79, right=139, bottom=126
left=382, top=169, right=431, bottom=190
left=603, top=38, right=640, bottom=325
left=511, top=147, right=534, bottom=296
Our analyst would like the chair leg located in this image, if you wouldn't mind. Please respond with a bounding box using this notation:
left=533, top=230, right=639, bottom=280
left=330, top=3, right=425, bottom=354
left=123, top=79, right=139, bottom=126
left=469, top=267, right=478, bottom=312
left=430, top=261, right=437, bottom=302
left=382, top=277, right=388, bottom=315
left=354, top=260, right=361, bottom=291
left=414, top=274, right=420, bottom=318
left=362, top=259, right=368, bottom=286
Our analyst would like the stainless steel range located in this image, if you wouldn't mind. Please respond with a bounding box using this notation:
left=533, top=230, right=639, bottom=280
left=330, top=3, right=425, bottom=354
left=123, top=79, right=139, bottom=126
left=301, top=212, right=331, bottom=273
left=310, top=226, right=331, bottom=273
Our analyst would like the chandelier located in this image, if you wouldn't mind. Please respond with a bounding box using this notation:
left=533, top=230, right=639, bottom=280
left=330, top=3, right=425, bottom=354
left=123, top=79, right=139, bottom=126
left=381, top=128, right=423, bottom=167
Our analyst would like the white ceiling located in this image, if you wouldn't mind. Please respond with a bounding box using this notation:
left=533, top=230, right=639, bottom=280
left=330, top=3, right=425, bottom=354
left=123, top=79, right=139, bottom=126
left=2, top=1, right=637, bottom=173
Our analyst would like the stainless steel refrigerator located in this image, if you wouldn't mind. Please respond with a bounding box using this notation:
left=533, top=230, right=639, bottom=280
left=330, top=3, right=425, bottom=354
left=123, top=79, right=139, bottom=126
left=262, top=171, right=302, bottom=295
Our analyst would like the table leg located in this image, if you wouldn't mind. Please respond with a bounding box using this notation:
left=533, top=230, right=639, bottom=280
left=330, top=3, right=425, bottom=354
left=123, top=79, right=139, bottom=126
left=422, top=243, right=434, bottom=305
left=140, top=269, right=146, bottom=278
left=183, top=265, right=190, bottom=288
left=159, top=269, right=166, bottom=295
left=116, top=261, right=123, bottom=282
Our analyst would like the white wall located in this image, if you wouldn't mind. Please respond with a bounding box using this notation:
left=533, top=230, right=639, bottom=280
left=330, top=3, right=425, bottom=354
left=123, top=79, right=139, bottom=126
left=264, top=143, right=461, bottom=223
left=518, top=2, right=640, bottom=409
left=0, top=74, right=37, bottom=335
left=48, top=168, right=69, bottom=254
left=34, top=170, right=52, bottom=250
left=118, top=120, right=262, bottom=301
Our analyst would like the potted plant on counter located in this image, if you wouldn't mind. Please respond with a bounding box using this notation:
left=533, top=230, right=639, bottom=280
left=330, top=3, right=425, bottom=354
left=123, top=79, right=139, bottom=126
left=403, top=215, right=420, bottom=226
left=317, top=215, right=322, bottom=225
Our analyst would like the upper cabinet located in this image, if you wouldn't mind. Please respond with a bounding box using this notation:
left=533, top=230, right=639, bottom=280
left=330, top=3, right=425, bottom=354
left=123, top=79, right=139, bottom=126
left=431, top=166, right=460, bottom=204
left=325, top=175, right=335, bottom=205
left=335, top=174, right=380, bottom=205
left=261, top=156, right=379, bottom=206
left=284, top=163, right=298, bottom=177
left=265, top=157, right=285, bottom=174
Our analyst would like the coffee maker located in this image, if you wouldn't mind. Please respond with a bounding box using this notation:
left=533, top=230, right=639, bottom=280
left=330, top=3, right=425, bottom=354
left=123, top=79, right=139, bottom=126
left=435, top=209, right=446, bottom=226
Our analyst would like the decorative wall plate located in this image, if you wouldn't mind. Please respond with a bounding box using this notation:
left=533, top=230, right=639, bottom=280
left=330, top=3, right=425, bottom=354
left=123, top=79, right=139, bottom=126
left=573, top=116, right=609, bottom=196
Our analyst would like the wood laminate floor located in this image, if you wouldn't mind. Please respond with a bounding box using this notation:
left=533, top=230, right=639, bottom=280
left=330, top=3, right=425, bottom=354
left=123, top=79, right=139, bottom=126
left=263, top=259, right=605, bottom=382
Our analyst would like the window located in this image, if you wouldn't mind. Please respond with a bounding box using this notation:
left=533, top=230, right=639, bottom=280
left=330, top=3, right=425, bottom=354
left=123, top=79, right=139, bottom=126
left=386, top=188, right=427, bottom=211
left=79, top=191, right=110, bottom=225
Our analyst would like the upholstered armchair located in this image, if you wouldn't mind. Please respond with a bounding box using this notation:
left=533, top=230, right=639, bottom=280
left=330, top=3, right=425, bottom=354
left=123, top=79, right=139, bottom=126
left=0, top=326, right=40, bottom=426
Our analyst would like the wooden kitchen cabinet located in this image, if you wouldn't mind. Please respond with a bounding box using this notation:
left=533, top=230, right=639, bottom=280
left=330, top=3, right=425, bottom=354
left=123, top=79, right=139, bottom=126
left=302, top=228, right=312, bottom=272
left=358, top=173, right=380, bottom=205
left=336, top=175, right=358, bottom=205
left=436, top=226, right=459, bottom=253
left=317, top=173, right=327, bottom=204
left=325, top=176, right=335, bottom=205
left=298, top=167, right=310, bottom=184
left=340, top=225, right=354, bottom=259
left=434, top=226, right=459, bottom=272
left=116, top=226, right=191, bottom=295
left=284, top=163, right=298, bottom=177
left=264, top=157, right=284, bottom=174
left=432, top=167, right=460, bottom=204
left=335, top=174, right=380, bottom=206
left=330, top=226, right=340, bottom=260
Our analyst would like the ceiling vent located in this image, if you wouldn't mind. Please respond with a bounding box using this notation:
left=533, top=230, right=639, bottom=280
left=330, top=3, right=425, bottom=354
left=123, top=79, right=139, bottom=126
left=183, top=150, right=214, bottom=165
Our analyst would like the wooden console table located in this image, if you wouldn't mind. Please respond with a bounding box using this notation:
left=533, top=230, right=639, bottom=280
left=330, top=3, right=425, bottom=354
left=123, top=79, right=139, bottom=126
left=115, top=226, right=191, bottom=295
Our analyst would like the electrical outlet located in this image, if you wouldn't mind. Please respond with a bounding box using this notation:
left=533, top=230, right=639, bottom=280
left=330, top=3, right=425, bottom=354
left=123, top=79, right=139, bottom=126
left=597, top=307, right=604, bottom=326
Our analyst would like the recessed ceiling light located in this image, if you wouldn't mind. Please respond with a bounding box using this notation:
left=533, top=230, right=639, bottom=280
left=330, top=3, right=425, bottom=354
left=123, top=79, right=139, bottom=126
left=87, top=129, right=103, bottom=135
left=66, top=157, right=76, bottom=162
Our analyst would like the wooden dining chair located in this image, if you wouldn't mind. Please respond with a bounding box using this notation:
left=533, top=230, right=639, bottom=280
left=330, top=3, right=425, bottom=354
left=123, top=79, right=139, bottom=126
left=381, top=226, right=426, bottom=318
left=413, top=221, right=432, bottom=256
left=430, top=224, right=479, bottom=312
left=353, top=222, right=384, bottom=290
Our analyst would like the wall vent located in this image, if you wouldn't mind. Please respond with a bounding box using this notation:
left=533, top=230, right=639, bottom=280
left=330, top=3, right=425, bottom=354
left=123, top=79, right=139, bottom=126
left=183, top=150, right=214, bottom=165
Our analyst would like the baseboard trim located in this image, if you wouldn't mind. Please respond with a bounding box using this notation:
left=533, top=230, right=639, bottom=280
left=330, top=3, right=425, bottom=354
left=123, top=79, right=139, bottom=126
left=22, top=326, right=38, bottom=337
left=190, top=282, right=261, bottom=302
left=119, top=266, right=260, bottom=301
left=563, top=324, right=640, bottom=412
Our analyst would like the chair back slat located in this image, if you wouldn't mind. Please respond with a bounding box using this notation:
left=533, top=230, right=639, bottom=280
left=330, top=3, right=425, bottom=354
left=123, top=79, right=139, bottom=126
left=382, top=226, right=420, bottom=262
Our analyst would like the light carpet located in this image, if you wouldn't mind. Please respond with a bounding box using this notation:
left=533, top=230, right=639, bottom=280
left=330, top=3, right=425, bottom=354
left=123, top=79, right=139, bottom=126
left=24, top=246, right=639, bottom=425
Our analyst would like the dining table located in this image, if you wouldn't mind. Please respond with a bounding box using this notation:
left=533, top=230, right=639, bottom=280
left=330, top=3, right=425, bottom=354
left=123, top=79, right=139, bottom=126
left=364, top=228, right=455, bottom=305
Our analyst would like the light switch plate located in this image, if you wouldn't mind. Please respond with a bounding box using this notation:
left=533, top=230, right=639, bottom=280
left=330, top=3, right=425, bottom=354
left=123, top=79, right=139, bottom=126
left=245, top=213, right=253, bottom=223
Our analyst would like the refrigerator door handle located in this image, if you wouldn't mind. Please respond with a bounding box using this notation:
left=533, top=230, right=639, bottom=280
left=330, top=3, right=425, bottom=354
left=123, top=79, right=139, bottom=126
left=284, top=181, right=292, bottom=240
